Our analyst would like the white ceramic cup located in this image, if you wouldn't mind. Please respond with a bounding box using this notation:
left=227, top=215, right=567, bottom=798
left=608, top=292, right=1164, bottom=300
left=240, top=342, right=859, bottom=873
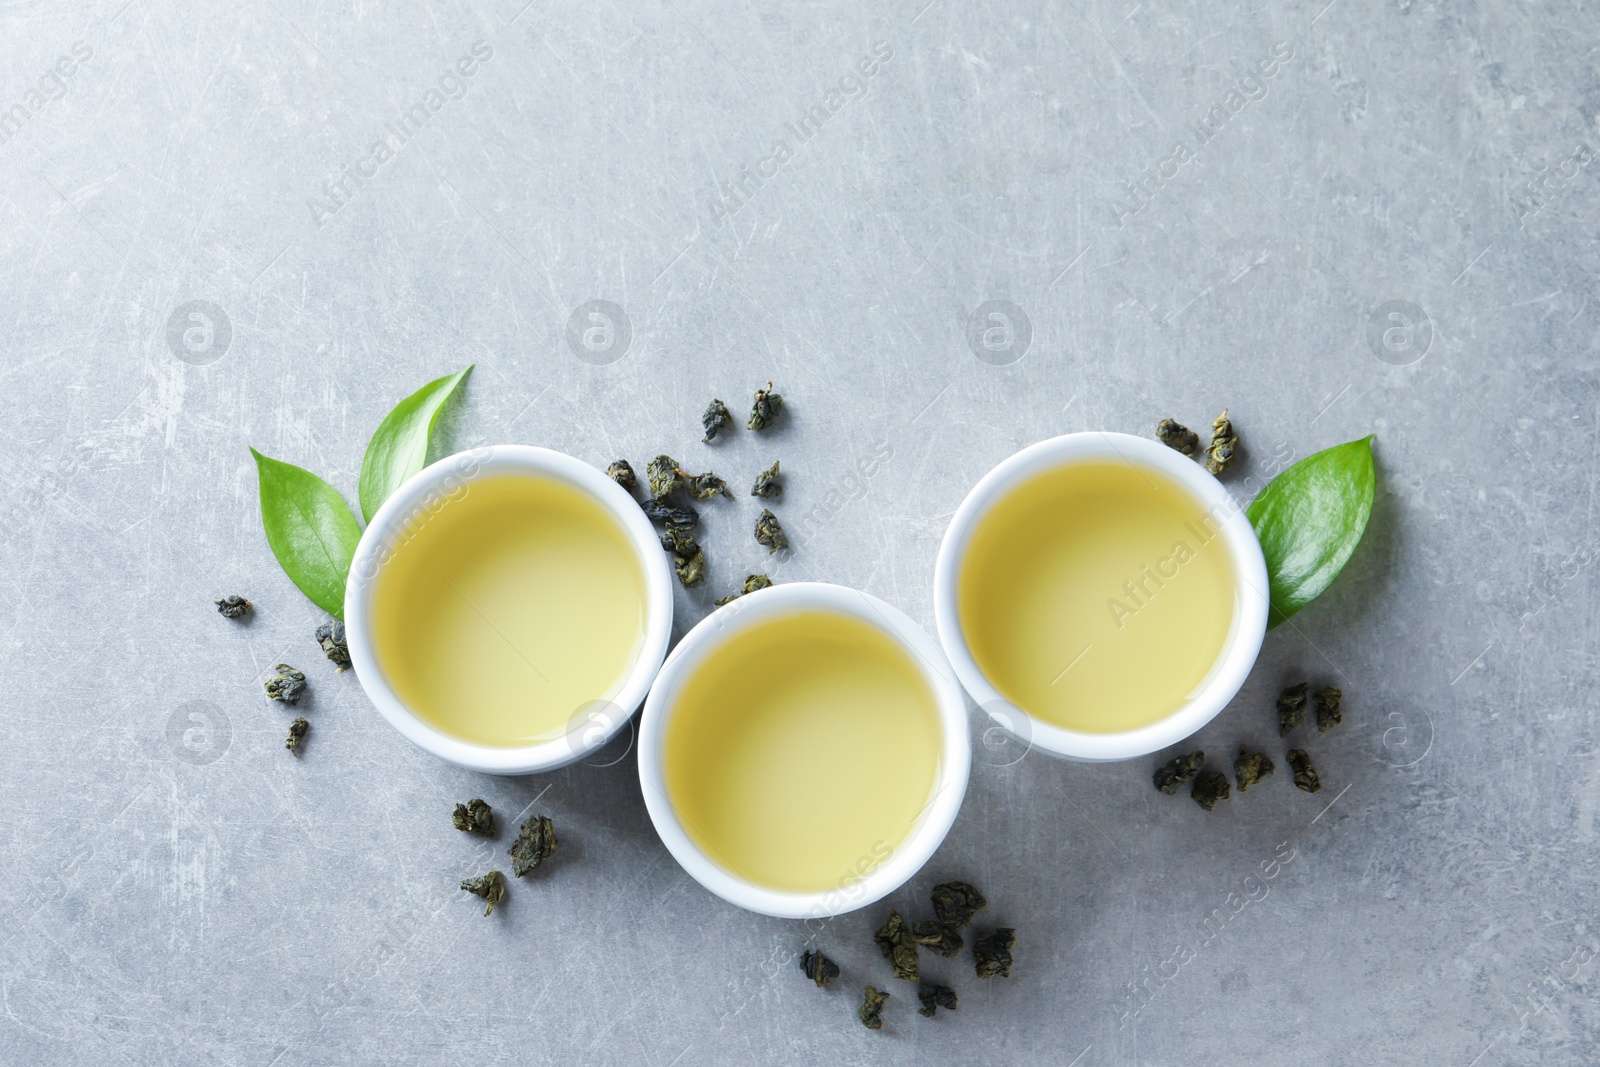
left=933, top=431, right=1270, bottom=763
left=344, top=445, right=675, bottom=775
left=638, top=582, right=971, bottom=918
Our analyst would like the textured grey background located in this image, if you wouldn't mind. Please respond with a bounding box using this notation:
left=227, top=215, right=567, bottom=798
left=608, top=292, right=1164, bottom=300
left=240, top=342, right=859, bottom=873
left=2, top=0, right=1597, bottom=1063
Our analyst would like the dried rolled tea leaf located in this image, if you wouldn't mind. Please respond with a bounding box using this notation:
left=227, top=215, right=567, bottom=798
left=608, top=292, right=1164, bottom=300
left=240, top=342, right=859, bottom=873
left=285, top=717, right=309, bottom=754
left=672, top=547, right=706, bottom=588
left=316, top=619, right=350, bottom=670
left=453, top=798, right=494, bottom=836
left=265, top=664, right=307, bottom=705
left=1233, top=746, right=1274, bottom=792
left=800, top=949, right=839, bottom=988
left=930, top=881, right=988, bottom=929
left=460, top=870, right=506, bottom=916
left=1191, top=770, right=1231, bottom=811
left=747, top=381, right=784, bottom=431
left=1153, top=750, right=1205, bottom=795
left=659, top=526, right=698, bottom=555
left=1204, top=408, right=1238, bottom=475
left=681, top=470, right=728, bottom=500
left=605, top=460, right=637, bottom=490
left=215, top=595, right=252, bottom=619
left=755, top=508, right=789, bottom=553
left=916, top=983, right=958, bottom=1018
left=1156, top=419, right=1199, bottom=456
left=641, top=498, right=699, bottom=529
left=908, top=920, right=963, bottom=957
left=1314, top=685, right=1343, bottom=733
left=1286, top=749, right=1322, bottom=793
left=973, top=928, right=1016, bottom=980
left=1277, top=682, right=1309, bottom=737
left=646, top=455, right=683, bottom=501
left=509, top=814, right=557, bottom=878
left=714, top=573, right=773, bottom=606
left=858, top=986, right=890, bottom=1030
left=873, top=910, right=920, bottom=982
left=751, top=460, right=782, bottom=499
left=701, top=399, right=732, bottom=443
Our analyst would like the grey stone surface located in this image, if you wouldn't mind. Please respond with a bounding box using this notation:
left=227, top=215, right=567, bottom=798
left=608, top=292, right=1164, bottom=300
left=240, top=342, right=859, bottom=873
left=2, top=0, right=1597, bottom=1063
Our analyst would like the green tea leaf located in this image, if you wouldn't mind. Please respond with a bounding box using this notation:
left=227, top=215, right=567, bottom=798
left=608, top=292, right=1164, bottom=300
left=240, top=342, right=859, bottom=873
left=358, top=366, right=473, bottom=522
left=1247, top=435, right=1376, bottom=628
left=250, top=448, right=363, bottom=619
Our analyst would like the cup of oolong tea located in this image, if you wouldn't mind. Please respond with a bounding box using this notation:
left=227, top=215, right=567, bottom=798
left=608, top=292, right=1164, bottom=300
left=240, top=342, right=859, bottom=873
left=934, top=432, right=1270, bottom=763
left=638, top=582, right=971, bottom=918
left=344, top=445, right=675, bottom=775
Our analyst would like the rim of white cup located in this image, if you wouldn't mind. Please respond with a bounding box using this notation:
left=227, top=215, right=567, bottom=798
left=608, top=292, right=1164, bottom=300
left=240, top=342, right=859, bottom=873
left=932, top=431, right=1270, bottom=763
left=638, top=582, right=972, bottom=919
left=344, top=445, right=675, bottom=776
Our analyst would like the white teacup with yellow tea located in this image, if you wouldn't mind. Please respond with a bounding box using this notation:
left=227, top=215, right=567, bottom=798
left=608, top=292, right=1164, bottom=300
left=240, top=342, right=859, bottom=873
left=934, top=432, right=1269, bottom=762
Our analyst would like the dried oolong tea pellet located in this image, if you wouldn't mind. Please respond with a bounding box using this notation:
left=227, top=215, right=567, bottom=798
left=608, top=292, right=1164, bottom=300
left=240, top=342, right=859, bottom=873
left=265, top=664, right=307, bottom=705
left=453, top=799, right=494, bottom=836
left=316, top=619, right=350, bottom=670
left=215, top=595, right=252, bottom=619
left=1191, top=770, right=1231, bottom=811
left=916, top=983, right=958, bottom=1018
left=509, top=815, right=557, bottom=878
left=701, top=398, right=732, bottom=443
left=973, top=928, right=1016, bottom=979
left=873, top=910, right=919, bottom=982
left=908, top=920, right=963, bottom=957
left=1314, top=685, right=1343, bottom=733
left=1233, top=746, right=1274, bottom=792
left=1156, top=419, right=1199, bottom=456
left=755, top=508, right=789, bottom=553
left=858, top=986, right=890, bottom=1030
left=460, top=871, right=506, bottom=916
left=930, top=881, right=988, bottom=929
left=751, top=460, right=782, bottom=499
left=800, top=949, right=839, bottom=988
left=1277, top=682, right=1309, bottom=737
left=284, top=717, right=309, bottom=754
left=1287, top=749, right=1322, bottom=793
left=1204, top=408, right=1238, bottom=475
left=605, top=460, right=637, bottom=490
left=747, top=381, right=783, bottom=431
left=1153, top=751, right=1204, bottom=795
left=714, top=573, right=772, bottom=606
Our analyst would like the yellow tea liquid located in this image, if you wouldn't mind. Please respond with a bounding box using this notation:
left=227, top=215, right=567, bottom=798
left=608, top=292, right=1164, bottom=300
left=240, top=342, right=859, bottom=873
left=372, top=474, right=646, bottom=747
left=664, top=611, right=942, bottom=894
left=958, top=461, right=1238, bottom=733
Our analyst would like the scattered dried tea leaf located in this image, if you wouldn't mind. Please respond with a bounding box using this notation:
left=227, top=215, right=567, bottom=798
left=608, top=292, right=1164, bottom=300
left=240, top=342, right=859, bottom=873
left=1277, top=682, right=1309, bottom=737
left=647, top=455, right=683, bottom=500
left=701, top=399, right=732, bottom=443
left=909, top=920, right=963, bottom=957
left=509, top=815, right=557, bottom=878
left=1204, top=408, right=1238, bottom=475
left=460, top=871, right=506, bottom=916
left=755, top=508, right=789, bottom=553
left=265, top=664, right=307, bottom=705
left=1286, top=749, right=1322, bottom=793
left=1153, top=750, right=1205, bottom=795
left=751, top=460, right=782, bottom=499
left=874, top=910, right=920, bottom=982
left=916, top=983, right=958, bottom=1018
left=714, top=573, right=773, bottom=606
left=1233, top=746, right=1275, bottom=792
left=316, top=619, right=350, bottom=670
left=285, top=717, right=309, bottom=754
left=641, top=498, right=699, bottom=529
left=215, top=595, right=252, bottom=619
left=672, top=546, right=707, bottom=588
left=1191, top=770, right=1231, bottom=811
left=1314, top=685, right=1343, bottom=733
left=1156, top=419, right=1199, bottom=456
left=747, top=381, right=784, bottom=431
left=453, top=798, right=494, bottom=836
left=800, top=949, right=839, bottom=988
left=930, top=882, right=988, bottom=929
left=681, top=470, right=728, bottom=500
left=605, top=460, right=637, bottom=490
left=858, top=986, right=890, bottom=1030
left=973, top=928, right=1016, bottom=980
left=659, top=525, right=698, bottom=555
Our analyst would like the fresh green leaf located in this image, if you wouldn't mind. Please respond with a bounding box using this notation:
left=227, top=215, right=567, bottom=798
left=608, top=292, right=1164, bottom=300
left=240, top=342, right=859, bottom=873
left=358, top=366, right=473, bottom=522
left=1247, top=435, right=1376, bottom=629
left=250, top=448, right=364, bottom=619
